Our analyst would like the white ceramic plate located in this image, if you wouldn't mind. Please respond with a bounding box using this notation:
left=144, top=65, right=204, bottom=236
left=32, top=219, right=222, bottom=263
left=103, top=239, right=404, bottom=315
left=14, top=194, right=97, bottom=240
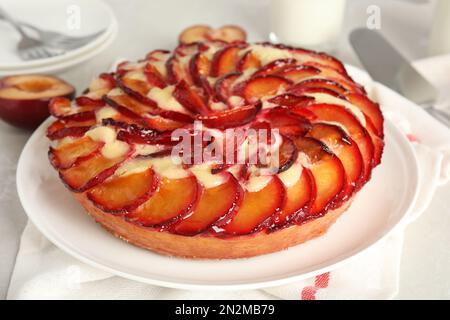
left=16, top=115, right=420, bottom=290
left=0, top=0, right=115, bottom=70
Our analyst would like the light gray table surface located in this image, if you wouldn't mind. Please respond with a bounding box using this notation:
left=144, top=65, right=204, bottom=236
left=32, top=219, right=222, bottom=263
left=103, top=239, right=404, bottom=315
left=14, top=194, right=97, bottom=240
left=1, top=0, right=449, bottom=299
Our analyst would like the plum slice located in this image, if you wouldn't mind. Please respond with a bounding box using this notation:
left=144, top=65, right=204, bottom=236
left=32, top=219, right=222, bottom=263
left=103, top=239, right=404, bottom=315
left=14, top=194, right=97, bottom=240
left=307, top=123, right=364, bottom=200
left=46, top=119, right=96, bottom=140
left=243, top=75, right=292, bottom=103
left=268, top=94, right=315, bottom=108
left=306, top=103, right=375, bottom=183
left=221, top=176, right=286, bottom=235
left=49, top=136, right=103, bottom=169
left=60, top=153, right=129, bottom=192
left=87, top=168, right=157, bottom=214
left=253, top=58, right=297, bottom=77
left=127, top=175, right=199, bottom=227
left=143, top=64, right=167, bottom=89
left=278, top=65, right=321, bottom=83
left=264, top=107, right=311, bottom=137
left=292, top=136, right=346, bottom=217
left=171, top=173, right=242, bottom=235
left=364, top=115, right=384, bottom=166
left=197, top=103, right=260, bottom=129
left=273, top=136, right=298, bottom=173
left=173, top=80, right=210, bottom=115
left=104, top=91, right=193, bottom=123
left=214, top=72, right=242, bottom=103
left=189, top=52, right=211, bottom=87
left=116, top=76, right=158, bottom=107
left=238, top=50, right=261, bottom=72
left=210, top=45, right=243, bottom=77
left=292, top=79, right=348, bottom=95
left=343, top=92, right=384, bottom=138
left=271, top=167, right=315, bottom=228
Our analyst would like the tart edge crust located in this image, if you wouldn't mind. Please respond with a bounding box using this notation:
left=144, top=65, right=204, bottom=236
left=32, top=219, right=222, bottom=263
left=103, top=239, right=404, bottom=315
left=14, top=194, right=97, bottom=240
left=74, top=192, right=352, bottom=259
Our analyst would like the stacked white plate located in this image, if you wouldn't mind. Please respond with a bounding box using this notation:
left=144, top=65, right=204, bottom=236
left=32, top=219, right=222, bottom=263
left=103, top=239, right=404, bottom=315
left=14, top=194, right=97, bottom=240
left=0, top=0, right=118, bottom=76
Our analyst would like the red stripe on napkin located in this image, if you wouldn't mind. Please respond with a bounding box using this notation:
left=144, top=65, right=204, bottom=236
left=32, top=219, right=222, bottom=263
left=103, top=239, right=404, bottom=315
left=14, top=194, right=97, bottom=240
left=407, top=133, right=419, bottom=143
left=301, top=272, right=330, bottom=300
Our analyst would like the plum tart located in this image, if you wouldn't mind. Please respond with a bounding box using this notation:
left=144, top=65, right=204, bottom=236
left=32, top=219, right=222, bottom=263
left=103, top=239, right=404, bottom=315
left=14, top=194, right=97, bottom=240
left=47, top=27, right=384, bottom=259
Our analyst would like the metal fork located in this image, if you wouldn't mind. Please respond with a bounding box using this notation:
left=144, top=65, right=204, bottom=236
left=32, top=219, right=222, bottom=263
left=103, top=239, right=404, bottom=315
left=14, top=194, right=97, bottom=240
left=0, top=6, right=104, bottom=51
left=0, top=7, right=58, bottom=60
left=18, top=22, right=105, bottom=50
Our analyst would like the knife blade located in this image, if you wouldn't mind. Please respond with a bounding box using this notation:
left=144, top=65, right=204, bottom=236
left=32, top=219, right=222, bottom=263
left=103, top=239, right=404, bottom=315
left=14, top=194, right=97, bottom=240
left=350, top=28, right=450, bottom=127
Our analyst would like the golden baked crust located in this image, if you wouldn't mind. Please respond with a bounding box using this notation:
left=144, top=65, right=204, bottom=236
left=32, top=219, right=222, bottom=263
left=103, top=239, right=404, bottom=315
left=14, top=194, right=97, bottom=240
left=75, top=192, right=351, bottom=259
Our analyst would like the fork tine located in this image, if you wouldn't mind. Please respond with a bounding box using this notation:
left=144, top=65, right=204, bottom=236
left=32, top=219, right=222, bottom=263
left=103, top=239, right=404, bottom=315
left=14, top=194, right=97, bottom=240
left=37, top=47, right=52, bottom=59
left=25, top=49, right=37, bottom=60
left=43, top=47, right=58, bottom=58
left=33, top=47, right=45, bottom=59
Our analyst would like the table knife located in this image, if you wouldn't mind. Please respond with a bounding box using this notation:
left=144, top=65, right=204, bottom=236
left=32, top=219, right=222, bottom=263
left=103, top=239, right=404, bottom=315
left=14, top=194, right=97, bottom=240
left=350, top=28, right=450, bottom=127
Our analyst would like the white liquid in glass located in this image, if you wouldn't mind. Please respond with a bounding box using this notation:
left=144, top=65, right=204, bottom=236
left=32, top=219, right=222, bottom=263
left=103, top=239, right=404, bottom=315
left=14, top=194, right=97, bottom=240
left=269, top=0, right=347, bottom=51
left=429, top=0, right=450, bottom=56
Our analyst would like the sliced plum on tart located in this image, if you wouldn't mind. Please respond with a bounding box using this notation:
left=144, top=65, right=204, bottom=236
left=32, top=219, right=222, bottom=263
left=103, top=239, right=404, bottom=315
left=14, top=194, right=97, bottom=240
left=126, top=175, right=199, bottom=227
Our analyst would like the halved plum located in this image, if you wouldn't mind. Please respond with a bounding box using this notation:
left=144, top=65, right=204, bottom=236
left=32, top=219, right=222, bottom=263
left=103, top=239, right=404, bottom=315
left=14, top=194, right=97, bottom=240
left=221, top=176, right=286, bottom=235
left=292, top=136, right=346, bottom=217
left=0, top=74, right=75, bottom=129
left=87, top=168, right=157, bottom=214
left=307, top=123, right=364, bottom=200
left=127, top=175, right=199, bottom=227
left=171, top=173, right=242, bottom=235
left=49, top=136, right=103, bottom=169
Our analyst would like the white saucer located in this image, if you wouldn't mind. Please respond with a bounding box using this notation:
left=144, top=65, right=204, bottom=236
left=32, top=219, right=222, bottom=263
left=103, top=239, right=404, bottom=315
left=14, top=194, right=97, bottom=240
left=0, top=0, right=116, bottom=73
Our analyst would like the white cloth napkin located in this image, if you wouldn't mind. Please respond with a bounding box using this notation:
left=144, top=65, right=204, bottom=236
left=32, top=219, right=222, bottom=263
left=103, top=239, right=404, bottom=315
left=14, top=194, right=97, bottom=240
left=7, top=62, right=450, bottom=300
